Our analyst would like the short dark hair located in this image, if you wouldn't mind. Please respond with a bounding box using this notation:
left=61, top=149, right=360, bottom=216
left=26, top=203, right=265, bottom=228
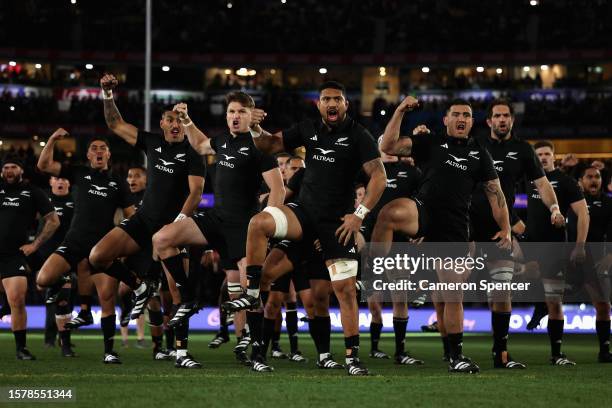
left=160, top=105, right=175, bottom=118
left=533, top=140, right=555, bottom=151
left=579, top=166, right=601, bottom=179
left=446, top=98, right=472, bottom=113
left=87, top=137, right=110, bottom=149
left=225, top=91, right=255, bottom=109
left=486, top=98, right=514, bottom=119
left=319, top=81, right=346, bottom=95
left=275, top=152, right=291, bottom=160
left=128, top=165, right=147, bottom=173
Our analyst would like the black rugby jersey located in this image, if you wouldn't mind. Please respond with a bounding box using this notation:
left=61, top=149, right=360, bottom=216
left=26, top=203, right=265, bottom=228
left=363, top=161, right=421, bottom=230
left=136, top=131, right=206, bottom=224
left=211, top=131, right=276, bottom=219
left=282, top=117, right=380, bottom=220
left=568, top=192, right=612, bottom=243
left=0, top=180, right=54, bottom=256
left=58, top=164, right=132, bottom=239
left=38, top=192, right=74, bottom=254
left=410, top=132, right=498, bottom=224
left=526, top=168, right=583, bottom=242
left=470, top=135, right=544, bottom=221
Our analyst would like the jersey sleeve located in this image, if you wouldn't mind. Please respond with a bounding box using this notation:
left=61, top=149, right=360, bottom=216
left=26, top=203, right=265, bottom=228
left=287, top=168, right=305, bottom=194
left=478, top=147, right=499, bottom=182
left=522, top=143, right=546, bottom=181
left=31, top=187, right=54, bottom=217
left=135, top=130, right=152, bottom=151
left=209, top=136, right=217, bottom=152
left=118, top=179, right=134, bottom=209
left=187, top=146, right=207, bottom=178
left=356, top=128, right=380, bottom=166
left=564, top=175, right=584, bottom=204
left=282, top=122, right=307, bottom=152
left=257, top=151, right=278, bottom=174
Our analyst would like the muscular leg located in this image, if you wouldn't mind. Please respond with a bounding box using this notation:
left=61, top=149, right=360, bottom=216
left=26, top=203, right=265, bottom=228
left=370, top=198, right=419, bottom=255
left=153, top=218, right=207, bottom=303
left=36, top=254, right=71, bottom=288
left=2, top=276, right=28, bottom=353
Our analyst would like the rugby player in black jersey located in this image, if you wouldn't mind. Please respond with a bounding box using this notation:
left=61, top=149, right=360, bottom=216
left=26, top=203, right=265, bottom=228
left=38, top=175, right=75, bottom=356
left=468, top=99, right=564, bottom=369
left=568, top=166, right=612, bottom=362
left=223, top=81, right=387, bottom=376
left=152, top=93, right=284, bottom=370
left=371, top=96, right=511, bottom=374
left=258, top=156, right=346, bottom=370
left=526, top=141, right=589, bottom=366
left=37, top=128, right=135, bottom=364
left=363, top=134, right=423, bottom=365
left=1, top=156, right=59, bottom=360
left=89, top=74, right=206, bottom=368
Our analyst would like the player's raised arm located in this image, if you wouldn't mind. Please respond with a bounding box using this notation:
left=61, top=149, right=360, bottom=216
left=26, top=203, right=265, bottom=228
left=249, top=108, right=285, bottom=155
left=380, top=96, right=420, bottom=157
left=173, top=103, right=215, bottom=155
left=37, top=128, right=68, bottom=176
left=100, top=74, right=139, bottom=146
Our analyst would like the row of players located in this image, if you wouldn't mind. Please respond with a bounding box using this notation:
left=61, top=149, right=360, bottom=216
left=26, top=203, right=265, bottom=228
left=1, top=75, right=611, bottom=375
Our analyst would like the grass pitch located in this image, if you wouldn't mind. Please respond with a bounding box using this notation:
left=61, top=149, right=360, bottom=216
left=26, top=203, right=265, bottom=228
left=1, top=331, right=612, bottom=407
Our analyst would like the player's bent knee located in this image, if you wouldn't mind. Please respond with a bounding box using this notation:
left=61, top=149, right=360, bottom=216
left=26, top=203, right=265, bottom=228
left=261, top=207, right=288, bottom=239
left=328, top=259, right=358, bottom=282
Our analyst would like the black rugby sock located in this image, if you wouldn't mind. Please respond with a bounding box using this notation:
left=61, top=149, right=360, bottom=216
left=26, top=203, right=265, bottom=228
left=393, top=317, right=408, bottom=355
left=161, top=254, right=193, bottom=302
left=370, top=321, right=383, bottom=351
left=101, top=315, right=116, bottom=354
left=547, top=319, right=564, bottom=356
left=492, top=311, right=511, bottom=353
left=596, top=320, right=610, bottom=355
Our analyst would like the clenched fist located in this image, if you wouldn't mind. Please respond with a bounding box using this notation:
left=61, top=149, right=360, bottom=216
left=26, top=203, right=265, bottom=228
left=100, top=74, right=118, bottom=92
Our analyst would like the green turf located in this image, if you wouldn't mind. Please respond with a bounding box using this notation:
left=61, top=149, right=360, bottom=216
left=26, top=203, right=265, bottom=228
left=1, top=331, right=612, bottom=407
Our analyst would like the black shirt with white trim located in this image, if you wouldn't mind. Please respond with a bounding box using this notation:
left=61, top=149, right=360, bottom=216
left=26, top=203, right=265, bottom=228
left=135, top=131, right=207, bottom=224
left=0, top=180, right=54, bottom=256
left=211, top=131, right=276, bottom=220
left=282, top=117, right=380, bottom=220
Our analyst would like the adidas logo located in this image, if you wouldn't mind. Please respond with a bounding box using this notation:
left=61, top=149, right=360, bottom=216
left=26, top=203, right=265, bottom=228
left=84, top=175, right=91, bottom=180
left=19, top=266, right=25, bottom=271
left=349, top=247, right=356, bottom=253
left=221, top=143, right=227, bottom=148
left=310, top=135, right=318, bottom=141
left=440, top=143, right=448, bottom=149
left=155, top=147, right=162, bottom=153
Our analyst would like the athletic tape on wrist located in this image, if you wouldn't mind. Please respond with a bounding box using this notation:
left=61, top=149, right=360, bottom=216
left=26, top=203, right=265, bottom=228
left=354, top=204, right=370, bottom=220
left=181, top=120, right=193, bottom=127
left=174, top=213, right=187, bottom=222
left=102, top=90, right=113, bottom=99
left=549, top=204, right=560, bottom=213
left=249, top=128, right=262, bottom=138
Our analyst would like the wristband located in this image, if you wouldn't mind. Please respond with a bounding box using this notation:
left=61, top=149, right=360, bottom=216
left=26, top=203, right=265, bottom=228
left=205, top=249, right=214, bottom=254
left=549, top=204, right=560, bottom=213
left=174, top=213, right=187, bottom=222
left=181, top=120, right=193, bottom=127
left=102, top=90, right=113, bottom=100
left=249, top=128, right=262, bottom=138
left=354, top=204, right=370, bottom=220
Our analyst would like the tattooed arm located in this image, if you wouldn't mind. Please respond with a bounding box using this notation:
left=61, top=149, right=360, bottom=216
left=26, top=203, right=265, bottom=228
left=100, top=74, right=139, bottom=146
left=484, top=178, right=512, bottom=248
left=380, top=96, right=420, bottom=157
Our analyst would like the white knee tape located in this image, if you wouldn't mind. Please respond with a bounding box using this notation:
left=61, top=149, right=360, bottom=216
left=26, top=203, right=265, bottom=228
left=227, top=282, right=243, bottom=295
left=543, top=281, right=565, bottom=300
left=327, top=259, right=359, bottom=282
left=263, top=206, right=288, bottom=239
left=488, top=267, right=514, bottom=283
